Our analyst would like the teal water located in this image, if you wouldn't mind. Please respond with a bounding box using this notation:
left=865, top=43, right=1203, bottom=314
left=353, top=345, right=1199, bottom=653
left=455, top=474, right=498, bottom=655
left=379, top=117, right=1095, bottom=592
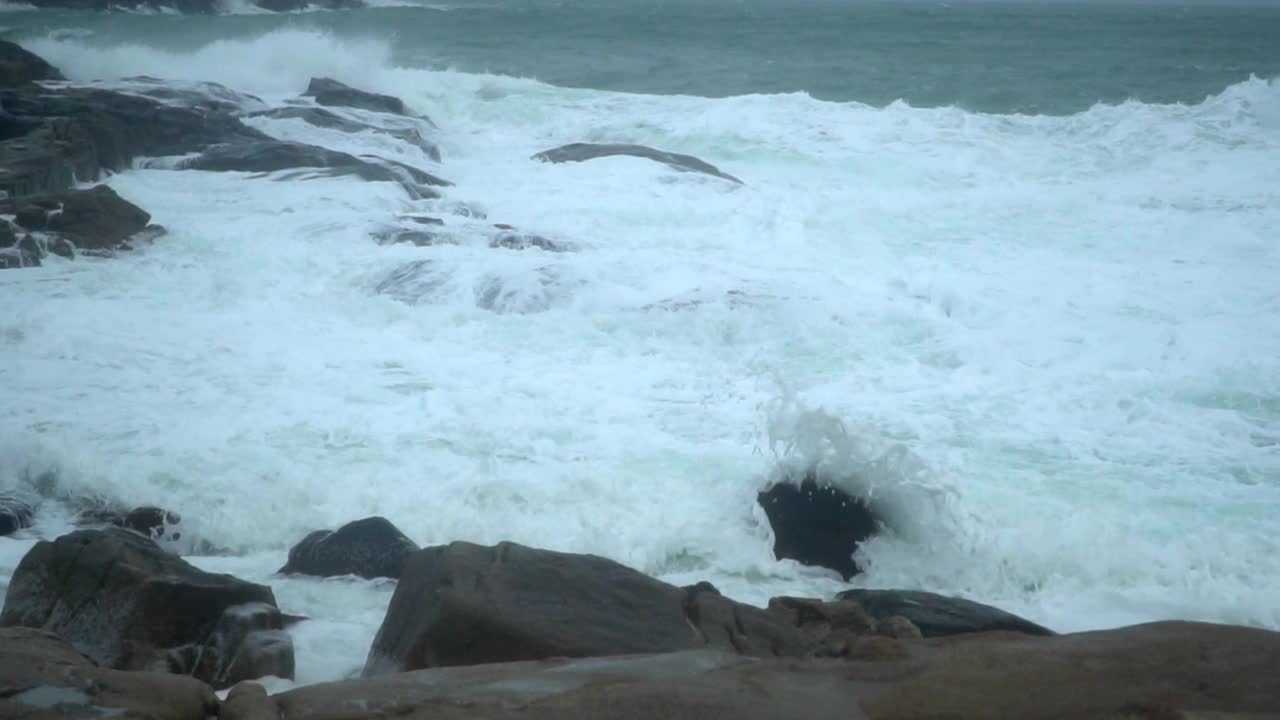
left=5, top=0, right=1280, bottom=113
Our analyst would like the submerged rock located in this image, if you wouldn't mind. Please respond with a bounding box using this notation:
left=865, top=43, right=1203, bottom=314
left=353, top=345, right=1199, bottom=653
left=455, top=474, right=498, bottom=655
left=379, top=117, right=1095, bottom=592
left=0, top=627, right=217, bottom=720
left=757, top=472, right=883, bottom=579
left=279, top=516, right=419, bottom=580
left=0, top=495, right=35, bottom=536
left=0, top=528, right=292, bottom=689
left=250, top=105, right=441, bottom=161
left=532, top=142, right=743, bottom=184
left=363, top=540, right=804, bottom=675
left=836, top=588, right=1055, bottom=638
left=75, top=504, right=183, bottom=543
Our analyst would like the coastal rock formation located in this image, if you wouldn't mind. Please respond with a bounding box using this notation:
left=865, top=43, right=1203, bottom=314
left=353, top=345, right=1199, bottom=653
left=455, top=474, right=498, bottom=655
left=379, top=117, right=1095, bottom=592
left=0, top=39, right=65, bottom=87
left=18, top=0, right=364, bottom=12
left=363, top=540, right=804, bottom=675
left=266, top=621, right=1280, bottom=720
left=177, top=140, right=449, bottom=200
left=1, top=184, right=161, bottom=260
left=0, top=528, right=293, bottom=689
left=0, top=82, right=268, bottom=198
left=278, top=516, right=419, bottom=580
left=75, top=504, right=184, bottom=543
left=302, top=77, right=418, bottom=119
left=757, top=473, right=883, bottom=579
left=532, top=142, right=743, bottom=184
left=836, top=588, right=1056, bottom=638
left=250, top=105, right=441, bottom=161
left=0, top=627, right=217, bottom=720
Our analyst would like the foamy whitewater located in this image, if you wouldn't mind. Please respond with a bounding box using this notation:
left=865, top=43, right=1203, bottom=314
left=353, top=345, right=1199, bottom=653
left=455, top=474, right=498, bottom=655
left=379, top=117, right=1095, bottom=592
left=3, top=13, right=1280, bottom=688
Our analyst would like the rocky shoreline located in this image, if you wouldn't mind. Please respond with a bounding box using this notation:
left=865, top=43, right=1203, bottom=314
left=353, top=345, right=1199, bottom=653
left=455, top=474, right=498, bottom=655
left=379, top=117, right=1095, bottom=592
left=4, top=38, right=1280, bottom=719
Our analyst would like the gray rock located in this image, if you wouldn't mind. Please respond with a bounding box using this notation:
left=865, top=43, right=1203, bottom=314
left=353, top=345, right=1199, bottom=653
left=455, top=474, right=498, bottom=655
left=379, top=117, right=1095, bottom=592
left=363, top=540, right=804, bottom=675
left=302, top=77, right=414, bottom=118
left=2, top=184, right=155, bottom=255
left=836, top=588, right=1055, bottom=638
left=251, top=105, right=440, bottom=161
left=0, top=494, right=35, bottom=536
left=532, top=142, right=743, bottom=184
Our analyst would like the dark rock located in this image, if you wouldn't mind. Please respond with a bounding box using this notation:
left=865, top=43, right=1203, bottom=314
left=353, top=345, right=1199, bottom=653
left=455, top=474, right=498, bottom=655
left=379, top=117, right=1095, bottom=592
left=255, top=0, right=365, bottom=11
left=269, top=621, right=1280, bottom=720
left=363, top=540, right=804, bottom=675
left=767, top=596, right=876, bottom=656
left=757, top=473, right=882, bottom=580
left=372, top=227, right=451, bottom=247
left=3, top=184, right=153, bottom=253
left=20, top=0, right=362, bottom=11
left=836, top=588, right=1055, bottom=638
left=163, top=602, right=295, bottom=689
left=76, top=504, right=182, bottom=542
left=112, top=75, right=267, bottom=114
left=278, top=516, right=419, bottom=580
left=0, top=40, right=65, bottom=88
left=1, top=225, right=42, bottom=269
left=0, top=494, right=35, bottom=536
left=0, top=527, right=289, bottom=688
left=250, top=105, right=440, bottom=161
left=0, top=82, right=268, bottom=198
left=0, top=627, right=217, bottom=720
left=303, top=77, right=409, bottom=117
left=682, top=580, right=720, bottom=597
left=179, top=140, right=449, bottom=200
left=532, top=142, right=743, bottom=184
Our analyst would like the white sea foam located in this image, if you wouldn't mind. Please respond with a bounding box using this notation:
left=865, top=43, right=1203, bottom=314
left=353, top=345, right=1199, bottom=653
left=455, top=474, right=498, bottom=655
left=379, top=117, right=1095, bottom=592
left=2, top=30, right=1278, bottom=683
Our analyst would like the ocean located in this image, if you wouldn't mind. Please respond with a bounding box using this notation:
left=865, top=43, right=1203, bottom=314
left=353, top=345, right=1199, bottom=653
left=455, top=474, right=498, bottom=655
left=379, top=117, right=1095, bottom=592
left=2, top=0, right=1279, bottom=688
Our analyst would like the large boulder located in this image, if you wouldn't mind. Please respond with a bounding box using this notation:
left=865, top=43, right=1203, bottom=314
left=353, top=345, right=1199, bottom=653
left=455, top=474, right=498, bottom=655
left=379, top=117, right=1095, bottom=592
left=302, top=77, right=413, bottom=118
left=757, top=472, right=883, bottom=579
left=363, top=541, right=804, bottom=675
left=0, top=39, right=65, bottom=88
left=178, top=140, right=449, bottom=200
left=278, top=516, right=419, bottom=580
left=1, top=184, right=158, bottom=257
left=0, top=494, right=35, bottom=536
left=0, top=627, right=217, bottom=720
left=260, top=621, right=1280, bottom=720
left=836, top=588, right=1055, bottom=638
left=0, top=528, right=294, bottom=689
left=532, top=142, right=743, bottom=184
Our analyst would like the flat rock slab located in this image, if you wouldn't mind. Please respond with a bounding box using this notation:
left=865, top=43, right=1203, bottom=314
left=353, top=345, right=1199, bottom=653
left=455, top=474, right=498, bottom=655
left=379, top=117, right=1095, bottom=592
left=272, top=621, right=1280, bottom=720
left=532, top=142, right=743, bottom=184
left=0, top=627, right=216, bottom=720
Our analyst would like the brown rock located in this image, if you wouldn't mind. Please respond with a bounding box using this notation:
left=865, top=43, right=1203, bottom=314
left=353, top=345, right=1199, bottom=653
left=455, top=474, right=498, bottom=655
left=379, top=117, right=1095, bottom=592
left=221, top=682, right=279, bottom=720
left=273, top=621, right=1280, bottom=720
left=363, top=541, right=804, bottom=675
left=0, top=627, right=216, bottom=720
left=875, top=615, right=923, bottom=640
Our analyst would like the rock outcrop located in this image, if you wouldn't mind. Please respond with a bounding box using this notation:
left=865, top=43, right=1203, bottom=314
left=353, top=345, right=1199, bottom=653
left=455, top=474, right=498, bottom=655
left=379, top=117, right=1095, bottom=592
left=532, top=142, right=743, bottom=184
left=261, top=621, right=1280, bottom=720
left=0, top=184, right=161, bottom=262
left=302, top=77, right=416, bottom=119
left=75, top=504, right=183, bottom=542
left=250, top=105, right=440, bottom=161
left=177, top=140, right=449, bottom=200
left=0, top=39, right=65, bottom=88
left=19, top=0, right=364, bottom=12
left=0, top=528, right=293, bottom=689
left=363, top=540, right=804, bottom=675
left=757, top=472, right=883, bottom=579
left=278, top=516, right=419, bottom=580
left=0, top=627, right=217, bottom=720
left=836, top=588, right=1055, bottom=638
